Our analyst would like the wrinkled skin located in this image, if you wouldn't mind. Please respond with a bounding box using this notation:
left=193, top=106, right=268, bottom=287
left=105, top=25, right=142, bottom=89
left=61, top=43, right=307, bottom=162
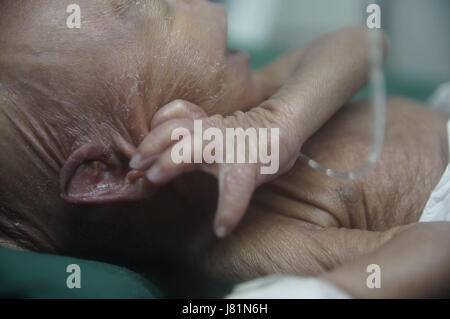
left=0, top=0, right=449, bottom=298
left=170, top=98, right=449, bottom=297
left=129, top=25, right=377, bottom=238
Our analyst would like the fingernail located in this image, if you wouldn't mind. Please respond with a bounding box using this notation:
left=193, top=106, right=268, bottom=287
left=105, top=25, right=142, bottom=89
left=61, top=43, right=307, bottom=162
left=130, top=153, right=143, bottom=169
left=215, top=225, right=227, bottom=239
left=146, top=165, right=163, bottom=183
left=130, top=154, right=158, bottom=170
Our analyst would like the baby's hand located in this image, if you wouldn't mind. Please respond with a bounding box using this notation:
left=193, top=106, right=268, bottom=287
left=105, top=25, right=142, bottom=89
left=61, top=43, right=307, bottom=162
left=130, top=100, right=299, bottom=238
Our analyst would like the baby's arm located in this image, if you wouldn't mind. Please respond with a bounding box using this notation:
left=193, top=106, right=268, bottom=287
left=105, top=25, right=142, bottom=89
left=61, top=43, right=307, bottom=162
left=130, top=27, right=387, bottom=238
left=252, top=26, right=387, bottom=153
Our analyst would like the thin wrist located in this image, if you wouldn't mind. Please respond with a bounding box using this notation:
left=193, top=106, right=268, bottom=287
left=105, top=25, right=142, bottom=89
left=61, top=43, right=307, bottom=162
left=259, top=98, right=306, bottom=150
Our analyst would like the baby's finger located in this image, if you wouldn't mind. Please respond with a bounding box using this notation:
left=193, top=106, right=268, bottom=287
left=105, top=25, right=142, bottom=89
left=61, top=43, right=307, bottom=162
left=214, top=165, right=257, bottom=238
left=151, top=100, right=208, bottom=130
left=131, top=118, right=194, bottom=170
left=144, top=139, right=200, bottom=185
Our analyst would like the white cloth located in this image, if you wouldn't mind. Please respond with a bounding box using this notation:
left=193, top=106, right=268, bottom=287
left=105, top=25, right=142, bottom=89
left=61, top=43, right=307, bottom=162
left=420, top=82, right=450, bottom=222
left=226, top=276, right=351, bottom=299
left=429, top=83, right=450, bottom=117
left=420, top=119, right=450, bottom=221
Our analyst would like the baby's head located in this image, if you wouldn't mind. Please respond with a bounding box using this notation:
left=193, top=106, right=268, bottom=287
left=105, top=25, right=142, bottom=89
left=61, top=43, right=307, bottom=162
left=0, top=0, right=257, bottom=253
left=1, top=0, right=257, bottom=117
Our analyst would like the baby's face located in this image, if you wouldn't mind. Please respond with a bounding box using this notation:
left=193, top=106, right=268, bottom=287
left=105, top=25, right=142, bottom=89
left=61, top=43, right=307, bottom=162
left=158, top=0, right=258, bottom=114
left=132, top=0, right=258, bottom=115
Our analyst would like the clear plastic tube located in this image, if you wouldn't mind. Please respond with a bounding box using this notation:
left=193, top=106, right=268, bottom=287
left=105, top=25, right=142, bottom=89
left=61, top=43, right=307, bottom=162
left=299, top=18, right=387, bottom=180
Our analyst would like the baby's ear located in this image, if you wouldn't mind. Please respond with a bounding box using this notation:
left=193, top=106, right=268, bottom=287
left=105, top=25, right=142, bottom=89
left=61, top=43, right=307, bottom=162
left=60, top=143, right=155, bottom=204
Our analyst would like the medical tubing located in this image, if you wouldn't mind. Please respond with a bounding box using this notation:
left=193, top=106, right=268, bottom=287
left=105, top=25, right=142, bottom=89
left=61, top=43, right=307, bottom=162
left=298, top=28, right=387, bottom=180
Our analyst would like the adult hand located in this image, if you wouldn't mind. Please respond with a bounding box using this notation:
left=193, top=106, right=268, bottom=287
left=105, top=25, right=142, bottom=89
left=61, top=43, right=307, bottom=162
left=322, top=221, right=450, bottom=298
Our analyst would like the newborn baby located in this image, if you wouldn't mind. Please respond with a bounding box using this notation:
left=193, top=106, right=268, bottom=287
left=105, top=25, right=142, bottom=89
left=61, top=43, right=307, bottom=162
left=0, top=0, right=377, bottom=238
left=0, top=0, right=448, bottom=298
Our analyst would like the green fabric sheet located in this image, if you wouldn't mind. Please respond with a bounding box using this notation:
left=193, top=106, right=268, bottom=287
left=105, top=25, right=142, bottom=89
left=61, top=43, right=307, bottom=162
left=0, top=247, right=162, bottom=299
